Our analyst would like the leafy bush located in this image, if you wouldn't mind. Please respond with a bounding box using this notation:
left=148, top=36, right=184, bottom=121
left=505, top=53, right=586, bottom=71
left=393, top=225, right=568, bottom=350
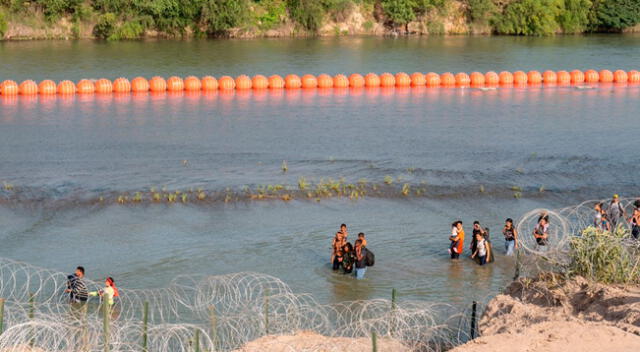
left=591, top=0, right=640, bottom=31
left=468, top=0, right=496, bottom=23
left=286, top=0, right=325, bottom=31
left=381, top=0, right=416, bottom=26
left=36, top=0, right=82, bottom=21
left=558, top=0, right=591, bottom=33
left=567, top=226, right=640, bottom=284
left=0, top=10, right=7, bottom=38
left=255, top=0, right=286, bottom=29
left=199, top=0, right=250, bottom=35
left=93, top=12, right=117, bottom=39
left=110, top=19, right=147, bottom=40
left=492, top=0, right=563, bottom=35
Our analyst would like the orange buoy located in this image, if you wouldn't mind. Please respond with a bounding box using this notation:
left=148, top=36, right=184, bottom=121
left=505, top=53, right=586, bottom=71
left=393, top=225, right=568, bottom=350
left=201, top=76, right=219, bottom=91
left=613, top=70, right=628, bottom=83
left=38, top=80, right=58, bottom=95
left=76, top=79, right=95, bottom=94
left=628, top=70, right=640, bottom=83
left=570, top=70, right=584, bottom=84
left=252, top=75, right=269, bottom=89
left=499, top=71, right=514, bottom=85
left=317, top=74, right=333, bottom=88
left=149, top=76, right=167, bottom=92
left=425, top=72, right=441, bottom=86
left=285, top=74, right=301, bottom=89
left=1, top=80, right=19, bottom=95
left=599, top=70, right=613, bottom=83
left=556, top=71, right=570, bottom=85
left=348, top=73, right=366, bottom=88
left=235, top=75, right=252, bottom=90
left=527, top=71, right=542, bottom=84
left=440, top=72, right=456, bottom=86
left=469, top=72, right=485, bottom=86
left=584, top=69, right=599, bottom=83
left=455, top=72, right=471, bottom=86
left=379, top=73, right=396, bottom=87
left=218, top=76, right=236, bottom=90
left=57, top=80, right=76, bottom=95
left=112, top=78, right=131, bottom=93
left=268, top=75, right=285, bottom=89
left=542, top=70, right=557, bottom=84
left=19, top=80, right=38, bottom=95
left=184, top=76, right=202, bottom=91
left=167, top=76, right=184, bottom=91
left=410, top=72, right=426, bottom=86
left=301, top=74, right=318, bottom=89
left=364, top=73, right=380, bottom=87
left=131, top=77, right=150, bottom=92
left=513, top=71, right=528, bottom=85
left=95, top=78, right=113, bottom=94
left=485, top=71, right=499, bottom=85
left=395, top=72, right=411, bottom=87
left=333, top=74, right=349, bottom=88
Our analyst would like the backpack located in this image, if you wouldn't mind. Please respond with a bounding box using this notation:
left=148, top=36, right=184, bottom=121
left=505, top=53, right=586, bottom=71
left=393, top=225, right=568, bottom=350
left=364, top=248, right=375, bottom=267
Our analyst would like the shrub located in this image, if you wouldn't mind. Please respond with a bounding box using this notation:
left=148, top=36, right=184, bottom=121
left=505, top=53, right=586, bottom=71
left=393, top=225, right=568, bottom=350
left=255, top=0, right=286, bottom=29
left=591, top=0, right=640, bottom=31
left=93, top=12, right=117, bottom=39
left=468, top=0, right=496, bottom=23
left=200, top=0, right=250, bottom=35
left=492, top=0, right=563, bottom=35
left=558, top=0, right=591, bottom=33
left=0, top=10, right=6, bottom=38
left=381, top=0, right=416, bottom=27
left=286, top=0, right=325, bottom=31
left=110, top=19, right=146, bottom=40
left=36, top=0, right=82, bottom=22
left=567, top=226, right=640, bottom=284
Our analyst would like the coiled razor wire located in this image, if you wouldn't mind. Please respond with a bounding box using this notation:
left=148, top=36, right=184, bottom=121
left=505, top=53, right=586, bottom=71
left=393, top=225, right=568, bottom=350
left=0, top=197, right=637, bottom=351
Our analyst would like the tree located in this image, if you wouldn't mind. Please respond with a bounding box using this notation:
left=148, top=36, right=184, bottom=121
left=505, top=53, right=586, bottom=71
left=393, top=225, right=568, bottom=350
left=592, top=0, right=640, bottom=31
left=492, top=0, right=563, bottom=36
left=381, top=0, right=416, bottom=31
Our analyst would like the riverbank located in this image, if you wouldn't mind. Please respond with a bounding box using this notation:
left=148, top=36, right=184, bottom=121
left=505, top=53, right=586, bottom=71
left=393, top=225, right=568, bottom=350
left=452, top=274, right=640, bottom=351
left=1, top=0, right=640, bottom=41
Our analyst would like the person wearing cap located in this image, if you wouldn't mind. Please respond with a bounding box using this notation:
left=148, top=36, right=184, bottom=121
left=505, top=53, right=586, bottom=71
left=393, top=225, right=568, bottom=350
left=607, top=194, right=626, bottom=230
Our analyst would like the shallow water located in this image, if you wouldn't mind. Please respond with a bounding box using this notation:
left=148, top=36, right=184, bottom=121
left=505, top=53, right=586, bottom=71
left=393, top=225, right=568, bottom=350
left=0, top=36, right=639, bottom=305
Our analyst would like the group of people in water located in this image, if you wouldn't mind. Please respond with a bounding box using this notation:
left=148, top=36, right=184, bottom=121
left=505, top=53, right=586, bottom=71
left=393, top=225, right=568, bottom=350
left=448, top=219, right=519, bottom=265
left=65, top=266, right=119, bottom=305
left=330, top=224, right=373, bottom=279
left=594, top=195, right=640, bottom=239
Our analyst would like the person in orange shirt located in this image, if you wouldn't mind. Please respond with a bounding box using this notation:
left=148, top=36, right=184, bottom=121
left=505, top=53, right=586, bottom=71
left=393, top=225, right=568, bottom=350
left=449, top=221, right=464, bottom=259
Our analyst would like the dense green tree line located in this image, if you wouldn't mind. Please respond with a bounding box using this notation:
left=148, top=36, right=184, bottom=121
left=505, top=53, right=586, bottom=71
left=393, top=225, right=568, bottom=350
left=0, top=0, right=639, bottom=39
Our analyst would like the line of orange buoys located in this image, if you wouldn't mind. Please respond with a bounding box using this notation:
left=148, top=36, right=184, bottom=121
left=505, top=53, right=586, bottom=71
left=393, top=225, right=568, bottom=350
left=1, top=70, right=639, bottom=96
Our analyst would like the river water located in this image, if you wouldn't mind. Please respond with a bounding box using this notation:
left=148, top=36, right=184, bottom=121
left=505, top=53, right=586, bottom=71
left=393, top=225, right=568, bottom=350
left=0, top=35, right=639, bottom=305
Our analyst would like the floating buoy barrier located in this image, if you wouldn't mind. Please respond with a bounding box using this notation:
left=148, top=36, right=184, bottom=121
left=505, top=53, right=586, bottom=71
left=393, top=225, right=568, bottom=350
left=2, top=69, right=638, bottom=97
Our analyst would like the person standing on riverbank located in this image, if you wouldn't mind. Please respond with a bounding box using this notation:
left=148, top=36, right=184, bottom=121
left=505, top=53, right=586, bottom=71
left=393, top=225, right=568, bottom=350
left=628, top=208, right=640, bottom=240
left=89, top=277, right=119, bottom=306
left=607, top=195, right=626, bottom=230
left=65, top=266, right=88, bottom=304
left=533, top=217, right=549, bottom=246
left=503, top=218, right=518, bottom=255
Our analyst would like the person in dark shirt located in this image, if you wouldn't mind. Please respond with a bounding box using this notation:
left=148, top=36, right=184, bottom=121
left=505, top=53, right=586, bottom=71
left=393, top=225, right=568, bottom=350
left=65, top=266, right=88, bottom=303
left=354, top=239, right=368, bottom=279
left=341, top=242, right=355, bottom=274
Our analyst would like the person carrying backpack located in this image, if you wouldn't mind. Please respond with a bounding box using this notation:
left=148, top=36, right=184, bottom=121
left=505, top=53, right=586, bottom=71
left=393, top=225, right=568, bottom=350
left=354, top=239, right=370, bottom=279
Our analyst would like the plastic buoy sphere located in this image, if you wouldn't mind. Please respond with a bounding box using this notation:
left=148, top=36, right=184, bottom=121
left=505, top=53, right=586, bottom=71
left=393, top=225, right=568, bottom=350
left=364, top=73, right=380, bottom=87
left=112, top=78, right=131, bottom=93
left=131, top=77, right=150, bottom=92
left=599, top=70, right=613, bottom=83
left=19, top=80, right=38, bottom=95
left=570, top=70, right=584, bottom=84
left=440, top=72, right=456, bottom=86
left=76, top=79, right=95, bottom=94
left=485, top=71, right=499, bottom=85
left=201, top=76, right=219, bottom=91
left=1, top=80, right=19, bottom=95
left=167, top=76, right=184, bottom=91
left=149, top=76, right=167, bottom=92
left=425, top=72, right=441, bottom=86
left=410, top=72, right=426, bottom=86
left=348, top=73, right=364, bottom=88
left=333, top=74, right=349, bottom=88
left=301, top=74, right=318, bottom=89
left=527, top=71, right=542, bottom=84
left=395, top=72, right=411, bottom=87
left=268, top=75, right=284, bottom=89
left=234, top=75, right=252, bottom=90
left=38, top=80, right=57, bottom=95
left=57, top=80, right=76, bottom=95
left=285, top=74, right=301, bottom=89
left=499, top=71, right=513, bottom=84
left=584, top=69, right=599, bottom=83
left=379, top=73, right=395, bottom=87
left=542, top=70, right=557, bottom=84
left=470, top=72, right=485, bottom=86
left=218, top=76, right=236, bottom=90
left=628, top=70, right=640, bottom=83
left=513, top=71, right=528, bottom=84
left=95, top=79, right=113, bottom=93
left=455, top=72, right=471, bottom=86
left=184, top=76, right=202, bottom=91
left=556, top=71, right=570, bottom=84
left=613, top=70, right=628, bottom=83
left=251, top=75, right=268, bottom=89
left=316, top=74, right=333, bottom=88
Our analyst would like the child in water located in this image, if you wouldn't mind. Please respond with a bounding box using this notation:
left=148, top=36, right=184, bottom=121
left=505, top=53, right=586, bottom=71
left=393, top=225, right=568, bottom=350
left=358, top=232, right=367, bottom=247
left=448, top=222, right=459, bottom=256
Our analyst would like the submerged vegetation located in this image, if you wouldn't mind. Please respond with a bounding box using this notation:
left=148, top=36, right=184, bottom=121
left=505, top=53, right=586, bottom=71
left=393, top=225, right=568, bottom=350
left=1, top=0, right=639, bottom=39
